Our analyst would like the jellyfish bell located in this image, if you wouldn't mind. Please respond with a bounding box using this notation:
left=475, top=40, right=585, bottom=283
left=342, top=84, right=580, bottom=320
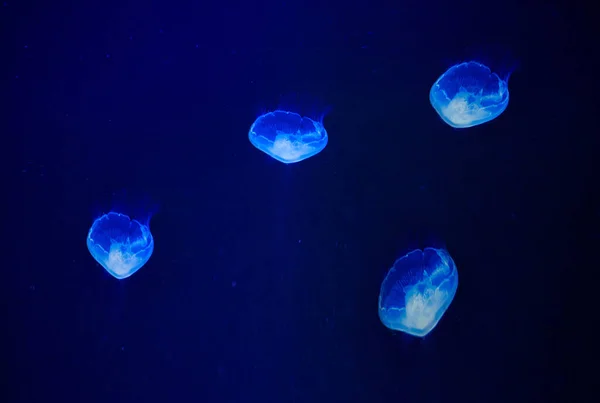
left=430, top=60, right=510, bottom=129
left=249, top=92, right=330, bottom=164
left=249, top=110, right=329, bottom=164
left=86, top=211, right=155, bottom=280
left=390, top=233, right=447, bottom=267
left=378, top=247, right=458, bottom=338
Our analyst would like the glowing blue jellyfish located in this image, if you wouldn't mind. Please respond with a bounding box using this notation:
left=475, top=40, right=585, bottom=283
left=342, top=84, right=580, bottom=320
left=86, top=212, right=154, bottom=279
left=248, top=110, right=328, bottom=164
left=378, top=247, right=458, bottom=337
left=430, top=61, right=509, bottom=128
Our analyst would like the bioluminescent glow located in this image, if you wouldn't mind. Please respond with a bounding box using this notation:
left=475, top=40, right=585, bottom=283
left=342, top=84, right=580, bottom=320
left=378, top=247, right=458, bottom=337
left=430, top=61, right=509, bottom=128
left=248, top=110, right=328, bottom=164
left=86, top=212, right=154, bottom=280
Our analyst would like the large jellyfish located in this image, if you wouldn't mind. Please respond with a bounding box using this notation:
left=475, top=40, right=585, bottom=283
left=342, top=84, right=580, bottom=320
left=248, top=110, right=328, bottom=164
left=430, top=61, right=510, bottom=128
left=378, top=247, right=458, bottom=337
left=86, top=212, right=154, bottom=279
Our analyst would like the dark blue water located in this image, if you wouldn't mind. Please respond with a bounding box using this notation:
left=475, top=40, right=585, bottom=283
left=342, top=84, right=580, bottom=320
left=5, top=0, right=597, bottom=402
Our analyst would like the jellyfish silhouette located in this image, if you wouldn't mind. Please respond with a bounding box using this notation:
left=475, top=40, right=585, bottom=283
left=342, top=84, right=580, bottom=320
left=86, top=212, right=154, bottom=279
left=378, top=247, right=458, bottom=337
left=430, top=61, right=510, bottom=128
left=248, top=110, right=328, bottom=164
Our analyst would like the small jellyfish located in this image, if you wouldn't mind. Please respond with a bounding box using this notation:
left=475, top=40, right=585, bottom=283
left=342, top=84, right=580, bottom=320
left=430, top=61, right=509, bottom=128
left=86, top=212, right=154, bottom=279
left=248, top=110, right=328, bottom=164
left=378, top=247, right=458, bottom=337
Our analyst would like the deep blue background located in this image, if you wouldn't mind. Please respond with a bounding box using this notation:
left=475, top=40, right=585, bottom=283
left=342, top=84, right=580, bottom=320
left=5, top=0, right=597, bottom=402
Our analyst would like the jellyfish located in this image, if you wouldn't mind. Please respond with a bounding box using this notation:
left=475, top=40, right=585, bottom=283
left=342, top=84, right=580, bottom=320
left=378, top=247, right=458, bottom=337
left=86, top=212, right=154, bottom=279
left=248, top=110, right=328, bottom=164
left=430, top=61, right=510, bottom=128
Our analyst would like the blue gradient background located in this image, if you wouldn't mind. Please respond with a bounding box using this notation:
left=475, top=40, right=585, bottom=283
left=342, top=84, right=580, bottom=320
left=5, top=0, right=597, bottom=402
